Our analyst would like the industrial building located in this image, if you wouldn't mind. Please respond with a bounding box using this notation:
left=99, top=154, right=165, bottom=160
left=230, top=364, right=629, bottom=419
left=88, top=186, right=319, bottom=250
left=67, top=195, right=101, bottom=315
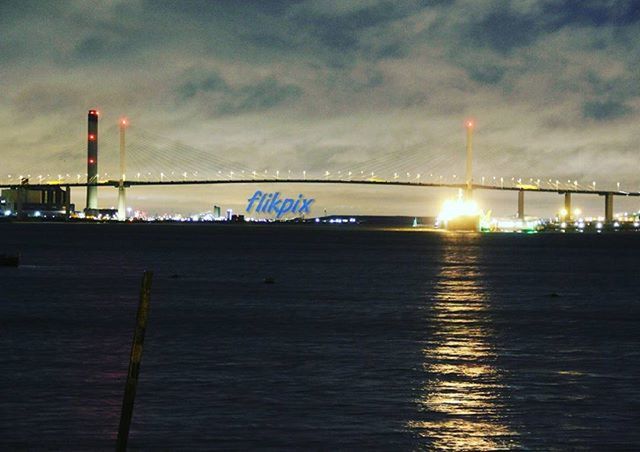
left=1, top=183, right=73, bottom=218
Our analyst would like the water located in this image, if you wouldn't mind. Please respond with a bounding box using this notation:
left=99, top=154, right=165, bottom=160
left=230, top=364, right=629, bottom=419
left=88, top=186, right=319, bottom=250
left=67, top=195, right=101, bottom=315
left=1, top=223, right=639, bottom=450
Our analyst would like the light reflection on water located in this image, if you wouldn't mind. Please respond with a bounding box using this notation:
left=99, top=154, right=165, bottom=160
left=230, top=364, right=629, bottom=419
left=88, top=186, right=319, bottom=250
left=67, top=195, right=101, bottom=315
left=409, top=235, right=520, bottom=450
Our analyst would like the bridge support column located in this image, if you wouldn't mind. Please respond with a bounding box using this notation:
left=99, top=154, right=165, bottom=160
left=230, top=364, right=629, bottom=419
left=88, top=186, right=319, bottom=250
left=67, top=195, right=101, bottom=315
left=15, top=187, right=24, bottom=219
left=117, top=185, right=126, bottom=221
left=65, top=185, right=71, bottom=218
left=605, top=193, right=614, bottom=223
left=518, top=190, right=525, bottom=219
left=564, top=193, right=572, bottom=221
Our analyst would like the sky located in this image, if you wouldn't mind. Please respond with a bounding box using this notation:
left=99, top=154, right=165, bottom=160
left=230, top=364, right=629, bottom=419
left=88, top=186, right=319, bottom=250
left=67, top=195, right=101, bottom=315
left=1, top=0, right=639, bottom=217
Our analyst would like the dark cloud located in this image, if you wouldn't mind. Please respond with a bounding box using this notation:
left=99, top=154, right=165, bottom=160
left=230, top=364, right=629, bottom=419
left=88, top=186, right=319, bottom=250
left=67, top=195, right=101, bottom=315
left=293, top=2, right=399, bottom=48
left=467, top=65, right=506, bottom=85
left=217, top=77, right=303, bottom=114
left=542, top=0, right=640, bottom=28
left=466, top=8, right=541, bottom=54
left=177, top=72, right=229, bottom=100
left=583, top=99, right=632, bottom=120
left=176, top=72, right=302, bottom=115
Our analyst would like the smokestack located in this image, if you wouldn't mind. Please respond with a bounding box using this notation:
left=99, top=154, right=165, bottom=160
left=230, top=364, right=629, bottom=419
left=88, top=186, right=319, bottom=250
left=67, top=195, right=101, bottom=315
left=86, top=109, right=99, bottom=212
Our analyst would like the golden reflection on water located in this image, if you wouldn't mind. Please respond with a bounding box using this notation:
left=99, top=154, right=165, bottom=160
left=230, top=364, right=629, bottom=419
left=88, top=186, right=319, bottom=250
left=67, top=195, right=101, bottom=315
left=408, top=236, right=519, bottom=450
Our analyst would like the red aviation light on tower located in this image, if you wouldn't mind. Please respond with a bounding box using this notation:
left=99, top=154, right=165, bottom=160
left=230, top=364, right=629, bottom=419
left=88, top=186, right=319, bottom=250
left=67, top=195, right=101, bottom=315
left=88, top=133, right=96, bottom=141
left=465, top=119, right=475, bottom=129
left=120, top=117, right=128, bottom=127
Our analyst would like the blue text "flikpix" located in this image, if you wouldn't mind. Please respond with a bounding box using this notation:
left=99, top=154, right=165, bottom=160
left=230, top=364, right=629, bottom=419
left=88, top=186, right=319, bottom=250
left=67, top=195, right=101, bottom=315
left=246, top=190, right=314, bottom=218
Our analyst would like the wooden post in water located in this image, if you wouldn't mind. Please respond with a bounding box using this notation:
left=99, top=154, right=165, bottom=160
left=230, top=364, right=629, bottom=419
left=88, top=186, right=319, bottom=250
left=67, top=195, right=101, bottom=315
left=116, top=271, right=153, bottom=452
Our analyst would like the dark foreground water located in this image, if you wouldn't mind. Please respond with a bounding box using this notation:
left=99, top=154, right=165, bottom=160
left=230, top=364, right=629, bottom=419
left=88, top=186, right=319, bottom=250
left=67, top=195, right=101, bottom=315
left=1, top=223, right=639, bottom=450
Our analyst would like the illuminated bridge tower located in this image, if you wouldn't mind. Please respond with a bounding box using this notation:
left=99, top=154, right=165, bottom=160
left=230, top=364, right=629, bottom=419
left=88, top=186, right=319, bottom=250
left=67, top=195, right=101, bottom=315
left=465, top=119, right=474, bottom=199
left=85, top=109, right=99, bottom=213
left=117, top=117, right=128, bottom=220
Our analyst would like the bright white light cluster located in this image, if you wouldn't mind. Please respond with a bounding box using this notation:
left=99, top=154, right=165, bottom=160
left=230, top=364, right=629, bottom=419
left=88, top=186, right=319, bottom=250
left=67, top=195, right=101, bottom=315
left=437, top=197, right=481, bottom=224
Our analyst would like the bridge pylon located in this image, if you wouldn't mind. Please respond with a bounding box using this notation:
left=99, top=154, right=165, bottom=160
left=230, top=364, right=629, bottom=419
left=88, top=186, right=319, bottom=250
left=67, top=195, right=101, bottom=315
left=117, top=118, right=128, bottom=220
left=465, top=119, right=474, bottom=199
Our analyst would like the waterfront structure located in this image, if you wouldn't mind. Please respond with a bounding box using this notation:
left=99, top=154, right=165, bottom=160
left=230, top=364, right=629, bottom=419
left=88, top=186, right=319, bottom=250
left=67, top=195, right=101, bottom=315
left=1, top=184, right=72, bottom=218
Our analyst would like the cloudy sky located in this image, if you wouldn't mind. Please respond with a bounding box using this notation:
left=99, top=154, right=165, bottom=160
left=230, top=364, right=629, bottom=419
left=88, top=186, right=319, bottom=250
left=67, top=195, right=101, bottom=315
left=1, top=0, right=639, bottom=216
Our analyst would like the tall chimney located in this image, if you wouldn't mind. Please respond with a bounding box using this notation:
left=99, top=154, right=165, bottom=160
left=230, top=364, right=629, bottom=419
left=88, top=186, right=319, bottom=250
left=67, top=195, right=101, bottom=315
left=86, top=109, right=99, bottom=212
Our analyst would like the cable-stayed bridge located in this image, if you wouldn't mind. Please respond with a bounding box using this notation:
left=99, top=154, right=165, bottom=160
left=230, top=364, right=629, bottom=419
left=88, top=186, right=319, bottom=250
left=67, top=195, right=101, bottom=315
left=1, top=112, right=638, bottom=222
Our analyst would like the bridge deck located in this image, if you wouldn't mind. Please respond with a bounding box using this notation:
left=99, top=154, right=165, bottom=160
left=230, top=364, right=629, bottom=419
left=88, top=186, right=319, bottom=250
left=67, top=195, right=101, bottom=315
left=0, top=179, right=637, bottom=197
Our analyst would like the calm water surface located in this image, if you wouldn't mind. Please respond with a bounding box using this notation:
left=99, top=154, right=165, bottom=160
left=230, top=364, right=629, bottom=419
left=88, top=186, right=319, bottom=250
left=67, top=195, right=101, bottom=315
left=1, top=224, right=639, bottom=450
